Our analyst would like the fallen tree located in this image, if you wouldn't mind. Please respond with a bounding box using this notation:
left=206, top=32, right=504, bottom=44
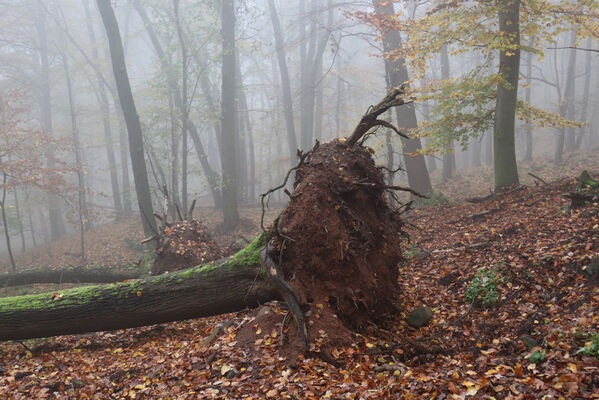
left=0, top=264, right=144, bottom=288
left=0, top=88, right=412, bottom=345
left=0, top=237, right=276, bottom=340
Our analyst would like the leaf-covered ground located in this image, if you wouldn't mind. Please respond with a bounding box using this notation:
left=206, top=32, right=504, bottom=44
left=1, top=171, right=598, bottom=399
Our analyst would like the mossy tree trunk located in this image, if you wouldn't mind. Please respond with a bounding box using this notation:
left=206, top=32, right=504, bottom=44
left=0, top=265, right=144, bottom=288
left=0, top=238, right=277, bottom=341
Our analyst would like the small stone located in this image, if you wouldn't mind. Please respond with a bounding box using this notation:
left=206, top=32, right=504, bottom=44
left=407, top=306, right=433, bottom=328
left=582, top=255, right=599, bottom=279
left=225, top=366, right=239, bottom=379
left=256, top=306, right=272, bottom=319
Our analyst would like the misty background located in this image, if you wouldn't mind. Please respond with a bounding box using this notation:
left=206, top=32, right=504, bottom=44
left=0, top=0, right=597, bottom=262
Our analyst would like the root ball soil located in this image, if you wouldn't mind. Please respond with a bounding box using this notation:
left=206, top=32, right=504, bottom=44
left=267, top=139, right=405, bottom=343
left=151, top=219, right=223, bottom=275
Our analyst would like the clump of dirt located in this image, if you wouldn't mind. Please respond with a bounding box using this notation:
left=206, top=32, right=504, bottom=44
left=266, top=139, right=405, bottom=346
left=151, top=219, right=223, bottom=275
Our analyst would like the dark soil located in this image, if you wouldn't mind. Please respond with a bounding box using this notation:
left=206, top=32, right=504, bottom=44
left=151, top=219, right=223, bottom=275
left=266, top=139, right=406, bottom=347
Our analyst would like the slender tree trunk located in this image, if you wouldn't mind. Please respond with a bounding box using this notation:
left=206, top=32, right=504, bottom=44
left=485, top=129, right=493, bottom=165
left=440, top=45, right=456, bottom=181
left=299, top=0, right=333, bottom=151
left=493, top=0, right=521, bottom=191
left=169, top=93, right=180, bottom=213
left=372, top=0, right=433, bottom=196
left=12, top=190, right=26, bottom=253
left=117, top=100, right=133, bottom=216
left=61, top=48, right=87, bottom=259
left=554, top=30, right=576, bottom=163
left=220, top=0, right=239, bottom=229
left=471, top=136, right=481, bottom=167
left=96, top=0, right=157, bottom=237
left=267, top=0, right=299, bottom=165
left=173, top=0, right=189, bottom=215
left=523, top=48, right=533, bottom=161
left=28, top=207, right=37, bottom=247
left=564, top=30, right=578, bottom=152
left=37, top=6, right=67, bottom=241
left=235, top=53, right=249, bottom=203
left=236, top=58, right=256, bottom=203
left=314, top=58, right=324, bottom=142
left=0, top=174, right=16, bottom=271
left=420, top=80, right=437, bottom=172
left=83, top=0, right=122, bottom=216
left=335, top=53, right=344, bottom=139
left=576, top=37, right=592, bottom=149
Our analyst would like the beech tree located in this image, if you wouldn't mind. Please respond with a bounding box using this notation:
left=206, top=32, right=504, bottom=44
left=96, top=0, right=157, bottom=237
left=220, top=0, right=239, bottom=229
left=379, top=0, right=597, bottom=190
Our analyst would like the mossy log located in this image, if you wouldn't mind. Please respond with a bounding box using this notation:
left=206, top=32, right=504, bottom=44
left=0, top=264, right=143, bottom=288
left=0, top=237, right=278, bottom=341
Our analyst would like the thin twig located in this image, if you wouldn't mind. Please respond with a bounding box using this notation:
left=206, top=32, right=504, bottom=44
left=260, top=149, right=313, bottom=231
left=528, top=172, right=548, bottom=185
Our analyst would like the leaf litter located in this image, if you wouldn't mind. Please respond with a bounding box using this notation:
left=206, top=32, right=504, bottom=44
left=0, top=168, right=598, bottom=398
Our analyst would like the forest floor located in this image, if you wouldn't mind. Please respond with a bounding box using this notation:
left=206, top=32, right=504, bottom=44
left=0, top=152, right=598, bottom=398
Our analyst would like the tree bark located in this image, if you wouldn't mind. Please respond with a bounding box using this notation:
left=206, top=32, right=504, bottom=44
left=493, top=0, right=520, bottom=191
left=83, top=0, right=122, bottom=216
left=523, top=47, right=533, bottom=161
left=220, top=0, right=239, bottom=229
left=96, top=0, right=157, bottom=237
left=0, top=265, right=142, bottom=288
left=37, top=5, right=67, bottom=241
left=60, top=47, right=87, bottom=259
left=576, top=37, right=592, bottom=149
left=554, top=30, right=577, bottom=164
left=440, top=45, right=456, bottom=181
left=372, top=0, right=433, bottom=196
left=267, top=0, right=299, bottom=165
left=0, top=239, right=277, bottom=341
left=0, top=174, right=16, bottom=271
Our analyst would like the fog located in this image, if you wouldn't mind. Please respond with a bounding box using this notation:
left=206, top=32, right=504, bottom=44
left=0, top=0, right=597, bottom=261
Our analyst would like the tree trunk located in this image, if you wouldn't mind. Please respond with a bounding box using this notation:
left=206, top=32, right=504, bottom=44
left=117, top=100, right=133, bottom=217
left=84, top=0, right=122, bottom=216
left=96, top=0, right=157, bottom=237
left=493, top=0, right=520, bottom=191
left=268, top=0, right=299, bottom=165
left=440, top=45, right=456, bottom=181
left=220, top=0, right=239, bottom=229
left=576, top=37, right=592, bottom=149
left=0, top=174, right=16, bottom=271
left=60, top=47, right=87, bottom=259
left=523, top=47, right=533, bottom=161
left=554, top=30, right=576, bottom=164
left=12, top=189, right=26, bottom=253
left=372, top=0, right=433, bottom=196
left=564, top=29, right=578, bottom=152
left=235, top=53, right=249, bottom=203
left=299, top=0, right=333, bottom=151
left=0, top=265, right=143, bottom=288
left=0, top=238, right=277, bottom=341
left=173, top=0, right=189, bottom=214
left=37, top=6, right=67, bottom=241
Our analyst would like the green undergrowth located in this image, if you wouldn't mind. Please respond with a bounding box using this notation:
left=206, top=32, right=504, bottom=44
left=464, top=263, right=505, bottom=308
left=0, top=235, right=268, bottom=313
